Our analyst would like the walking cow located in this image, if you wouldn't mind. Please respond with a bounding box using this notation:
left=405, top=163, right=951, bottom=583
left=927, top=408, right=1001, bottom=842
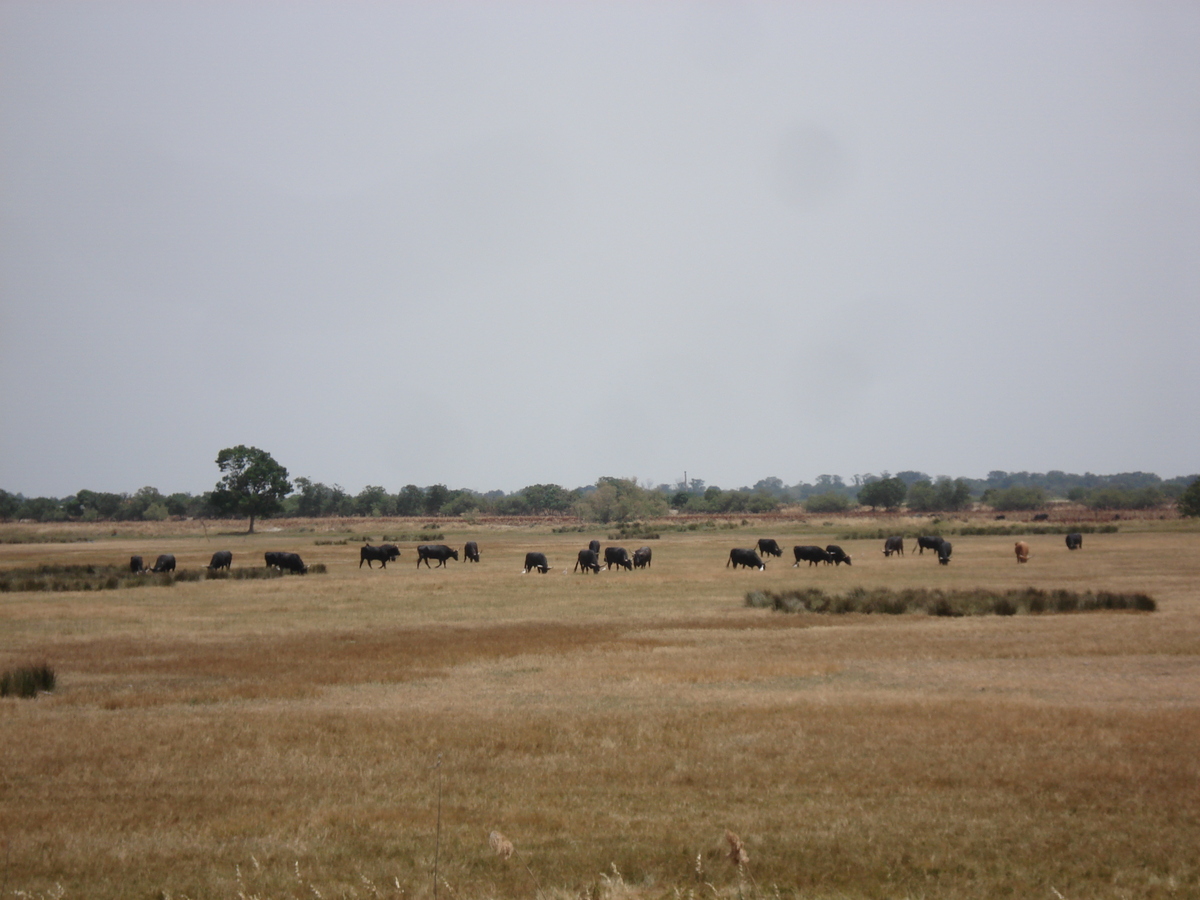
left=360, top=544, right=400, bottom=568
left=793, top=545, right=832, bottom=567
left=417, top=544, right=459, bottom=568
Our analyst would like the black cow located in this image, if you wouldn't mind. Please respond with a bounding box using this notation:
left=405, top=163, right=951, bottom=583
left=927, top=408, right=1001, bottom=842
left=265, top=551, right=308, bottom=574
left=151, top=553, right=175, bottom=573
left=633, top=546, right=652, bottom=569
left=523, top=552, right=550, bottom=574
left=915, top=536, right=945, bottom=555
left=604, top=546, right=633, bottom=570
left=727, top=548, right=765, bottom=570
left=574, top=548, right=601, bottom=573
left=793, top=545, right=832, bottom=567
left=588, top=539, right=601, bottom=557
left=360, top=544, right=400, bottom=568
left=208, top=550, right=233, bottom=571
left=417, top=544, right=459, bottom=568
left=937, top=541, right=952, bottom=565
left=1066, top=533, right=1083, bottom=551
left=756, top=538, right=783, bottom=558
left=1033, top=513, right=1050, bottom=521
left=825, top=545, right=852, bottom=566
left=883, top=536, right=904, bottom=557
left=130, top=555, right=145, bottom=574
left=464, top=541, right=480, bottom=563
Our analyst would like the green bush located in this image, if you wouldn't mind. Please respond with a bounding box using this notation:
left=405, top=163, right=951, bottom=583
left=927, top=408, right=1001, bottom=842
left=805, top=491, right=853, bottom=513
left=1179, top=477, right=1200, bottom=517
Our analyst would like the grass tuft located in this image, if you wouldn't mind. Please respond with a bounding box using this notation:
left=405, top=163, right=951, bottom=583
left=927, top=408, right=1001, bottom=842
left=0, top=662, right=56, bottom=697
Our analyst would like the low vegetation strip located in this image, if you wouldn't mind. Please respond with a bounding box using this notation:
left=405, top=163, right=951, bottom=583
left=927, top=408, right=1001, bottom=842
left=746, top=586, right=1156, bottom=616
left=0, top=564, right=286, bottom=593
left=838, top=523, right=1119, bottom=540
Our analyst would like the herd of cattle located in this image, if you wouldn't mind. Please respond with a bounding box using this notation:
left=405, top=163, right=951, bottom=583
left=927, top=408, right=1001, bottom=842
left=126, top=532, right=1086, bottom=578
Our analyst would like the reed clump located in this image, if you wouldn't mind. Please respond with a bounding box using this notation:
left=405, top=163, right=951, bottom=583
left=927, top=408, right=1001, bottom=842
left=746, top=586, right=1156, bottom=616
left=0, top=564, right=285, bottom=592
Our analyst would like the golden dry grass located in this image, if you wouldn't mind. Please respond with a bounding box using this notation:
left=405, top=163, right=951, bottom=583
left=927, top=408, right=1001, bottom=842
left=1, top=518, right=1199, bottom=899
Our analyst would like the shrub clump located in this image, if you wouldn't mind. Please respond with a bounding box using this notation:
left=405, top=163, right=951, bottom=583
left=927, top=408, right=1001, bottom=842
left=1, top=662, right=55, bottom=698
left=745, top=587, right=1155, bottom=616
left=0, top=564, right=284, bottom=592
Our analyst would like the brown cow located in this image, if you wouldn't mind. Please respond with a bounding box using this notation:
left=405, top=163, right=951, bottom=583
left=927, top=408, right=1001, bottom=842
left=1014, top=541, right=1030, bottom=564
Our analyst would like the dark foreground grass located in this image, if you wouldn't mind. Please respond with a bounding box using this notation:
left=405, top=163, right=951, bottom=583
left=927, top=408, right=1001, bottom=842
left=0, top=662, right=55, bottom=697
left=0, top=564, right=286, bottom=592
left=747, top=586, right=1157, bottom=616
left=837, top=523, right=1120, bottom=540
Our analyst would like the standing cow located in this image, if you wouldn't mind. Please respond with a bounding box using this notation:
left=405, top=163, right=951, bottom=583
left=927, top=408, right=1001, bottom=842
left=417, top=544, right=459, bottom=568
left=151, top=553, right=176, bottom=573
left=522, top=552, right=551, bottom=574
left=727, top=548, right=765, bottom=570
left=574, top=548, right=601, bottom=573
left=937, top=541, right=952, bottom=565
left=633, top=546, right=653, bottom=569
left=793, top=545, right=832, bottom=567
left=208, top=550, right=233, bottom=571
left=464, top=541, right=481, bottom=562
left=883, top=536, right=904, bottom=557
left=915, top=536, right=945, bottom=555
left=588, top=539, right=601, bottom=557
left=604, top=547, right=633, bottom=571
left=1065, top=533, right=1083, bottom=551
left=825, top=545, right=852, bottom=566
left=756, top=538, right=783, bottom=558
left=360, top=544, right=400, bottom=568
left=129, top=555, right=145, bottom=574
left=265, top=551, right=308, bottom=574
left=1015, top=541, right=1031, bottom=563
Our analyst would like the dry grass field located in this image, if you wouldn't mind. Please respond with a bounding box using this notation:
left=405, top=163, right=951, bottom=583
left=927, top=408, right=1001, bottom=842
left=2, top=516, right=1199, bottom=899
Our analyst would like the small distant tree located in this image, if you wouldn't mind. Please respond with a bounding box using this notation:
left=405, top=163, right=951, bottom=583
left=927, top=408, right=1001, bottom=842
left=857, top=477, right=907, bottom=510
left=212, top=445, right=292, bottom=533
left=1178, top=477, right=1200, bottom=517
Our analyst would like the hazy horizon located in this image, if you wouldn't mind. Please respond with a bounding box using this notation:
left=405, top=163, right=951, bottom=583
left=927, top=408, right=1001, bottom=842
left=3, top=3, right=1198, bottom=497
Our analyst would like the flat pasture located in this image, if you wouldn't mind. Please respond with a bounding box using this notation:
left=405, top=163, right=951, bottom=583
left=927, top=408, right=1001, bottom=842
left=2, top=520, right=1199, bottom=899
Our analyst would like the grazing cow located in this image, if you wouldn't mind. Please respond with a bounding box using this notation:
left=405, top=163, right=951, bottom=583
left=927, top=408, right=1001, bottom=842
left=129, top=555, right=145, bottom=574
left=1015, top=541, right=1031, bottom=563
left=588, top=539, right=601, bottom=557
left=1066, top=533, right=1083, bottom=551
left=633, top=546, right=653, bottom=569
left=825, top=545, right=852, bottom=566
left=793, top=545, right=832, bottom=567
left=756, top=538, right=783, bottom=558
left=151, top=553, right=175, bottom=573
left=417, top=544, right=459, bottom=569
left=464, top=541, right=481, bottom=563
left=937, top=541, right=952, bottom=565
left=1033, top=513, right=1049, bottom=521
left=208, top=550, right=233, bottom=571
left=265, top=551, right=308, bottom=574
left=574, top=548, right=601, bottom=573
left=604, top=546, right=633, bottom=571
left=915, top=535, right=945, bottom=555
left=360, top=544, right=400, bottom=568
left=883, top=536, right=905, bottom=557
left=522, top=552, right=550, bottom=574
left=727, top=548, right=765, bottom=570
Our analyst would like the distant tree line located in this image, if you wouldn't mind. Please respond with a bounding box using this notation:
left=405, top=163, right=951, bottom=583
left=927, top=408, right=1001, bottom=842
left=3, top=466, right=1198, bottom=525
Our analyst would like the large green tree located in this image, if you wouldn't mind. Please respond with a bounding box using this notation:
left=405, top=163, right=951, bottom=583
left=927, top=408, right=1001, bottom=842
left=1178, top=477, right=1200, bottom=517
left=857, top=477, right=907, bottom=510
left=213, top=445, right=292, bottom=533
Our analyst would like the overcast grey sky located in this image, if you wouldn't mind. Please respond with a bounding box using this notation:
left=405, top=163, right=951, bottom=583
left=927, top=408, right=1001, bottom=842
left=2, top=2, right=1198, bottom=497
